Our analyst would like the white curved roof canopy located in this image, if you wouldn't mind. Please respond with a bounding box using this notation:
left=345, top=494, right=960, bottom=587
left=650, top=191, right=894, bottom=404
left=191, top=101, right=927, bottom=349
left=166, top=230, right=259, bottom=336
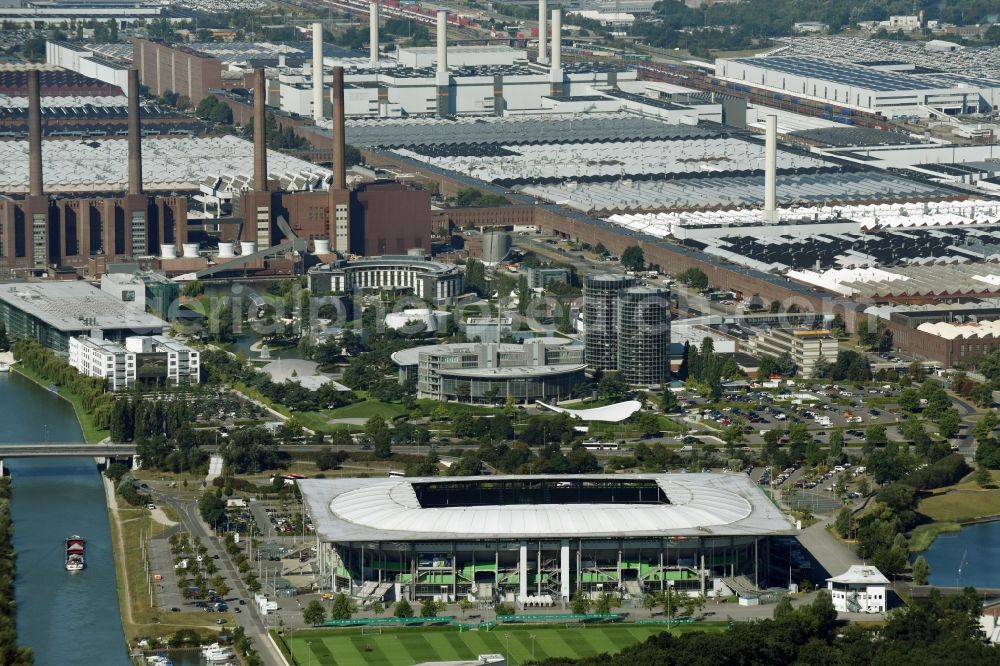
left=299, top=474, right=795, bottom=542
left=535, top=400, right=642, bottom=422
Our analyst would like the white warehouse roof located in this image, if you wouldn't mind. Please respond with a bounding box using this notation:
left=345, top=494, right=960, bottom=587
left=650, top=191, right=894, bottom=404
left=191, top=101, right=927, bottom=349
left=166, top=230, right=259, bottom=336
left=299, top=474, right=796, bottom=543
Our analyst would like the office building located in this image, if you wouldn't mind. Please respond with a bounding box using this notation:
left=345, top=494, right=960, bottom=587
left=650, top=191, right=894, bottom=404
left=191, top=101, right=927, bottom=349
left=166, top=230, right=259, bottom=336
left=391, top=338, right=585, bottom=403
left=748, top=328, right=841, bottom=378
left=69, top=334, right=200, bottom=390
left=0, top=281, right=166, bottom=355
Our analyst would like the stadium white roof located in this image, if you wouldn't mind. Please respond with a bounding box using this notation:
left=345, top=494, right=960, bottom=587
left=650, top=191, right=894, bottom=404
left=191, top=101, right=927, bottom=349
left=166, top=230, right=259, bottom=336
left=536, top=400, right=641, bottom=422
left=0, top=134, right=330, bottom=193
left=299, top=474, right=796, bottom=542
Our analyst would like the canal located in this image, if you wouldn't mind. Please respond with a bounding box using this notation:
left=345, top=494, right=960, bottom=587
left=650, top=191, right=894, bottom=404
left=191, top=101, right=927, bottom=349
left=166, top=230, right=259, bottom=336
left=920, top=520, right=1000, bottom=589
left=0, top=370, right=130, bottom=664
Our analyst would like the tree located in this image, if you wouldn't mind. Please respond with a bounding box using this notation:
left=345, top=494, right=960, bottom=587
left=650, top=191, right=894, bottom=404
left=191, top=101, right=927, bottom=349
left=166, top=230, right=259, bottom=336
left=661, top=390, right=681, bottom=413
left=458, top=599, right=473, bottom=618
left=365, top=415, right=392, bottom=459
left=0, top=321, right=9, bottom=352
left=570, top=592, right=592, bottom=614
left=912, top=555, right=931, bottom=585
left=975, top=465, right=993, bottom=488
left=972, top=411, right=998, bottom=443
left=419, top=597, right=440, bottom=617
left=495, top=602, right=515, bottom=616
left=329, top=593, right=356, bottom=620
left=594, top=593, right=621, bottom=614
left=834, top=507, right=852, bottom=538
left=937, top=408, right=962, bottom=440
left=393, top=598, right=414, bottom=618
left=302, top=599, right=326, bottom=626
left=621, top=245, right=645, bottom=271
left=864, top=424, right=888, bottom=450
left=197, top=491, right=226, bottom=527
left=898, top=388, right=920, bottom=413
left=828, top=429, right=844, bottom=461
left=679, top=267, right=708, bottom=291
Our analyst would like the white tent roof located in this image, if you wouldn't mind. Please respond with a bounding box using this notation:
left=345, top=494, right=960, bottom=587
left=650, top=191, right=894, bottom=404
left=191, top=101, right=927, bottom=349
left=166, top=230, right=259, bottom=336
left=535, top=399, right=641, bottom=422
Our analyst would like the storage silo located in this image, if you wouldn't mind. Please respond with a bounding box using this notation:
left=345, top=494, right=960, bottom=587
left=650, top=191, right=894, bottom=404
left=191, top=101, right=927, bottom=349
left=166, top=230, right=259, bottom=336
left=481, top=230, right=512, bottom=264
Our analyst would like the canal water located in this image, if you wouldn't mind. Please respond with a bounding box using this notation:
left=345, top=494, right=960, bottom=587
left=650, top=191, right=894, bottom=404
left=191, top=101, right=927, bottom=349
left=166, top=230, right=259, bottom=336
left=0, top=370, right=131, bottom=664
left=920, top=520, right=1000, bottom=588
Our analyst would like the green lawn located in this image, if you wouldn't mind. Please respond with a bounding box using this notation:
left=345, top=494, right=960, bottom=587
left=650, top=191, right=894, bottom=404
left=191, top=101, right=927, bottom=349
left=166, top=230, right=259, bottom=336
left=12, top=365, right=110, bottom=443
left=324, top=400, right=407, bottom=420
left=918, top=471, right=1000, bottom=523
left=280, top=624, right=721, bottom=666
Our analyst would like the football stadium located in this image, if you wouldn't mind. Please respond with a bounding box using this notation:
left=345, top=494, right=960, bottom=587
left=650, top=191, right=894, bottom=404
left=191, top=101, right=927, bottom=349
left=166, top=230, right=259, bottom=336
left=298, top=474, right=795, bottom=606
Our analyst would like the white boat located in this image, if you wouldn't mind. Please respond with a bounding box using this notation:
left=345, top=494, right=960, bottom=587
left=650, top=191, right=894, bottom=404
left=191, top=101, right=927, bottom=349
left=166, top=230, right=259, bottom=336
left=0, top=362, right=9, bottom=373
left=145, top=656, right=173, bottom=666
left=201, top=643, right=235, bottom=662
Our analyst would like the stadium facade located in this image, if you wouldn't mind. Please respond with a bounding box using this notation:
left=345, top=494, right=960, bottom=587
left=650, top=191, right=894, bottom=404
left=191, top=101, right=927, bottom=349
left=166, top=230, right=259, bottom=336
left=298, top=474, right=794, bottom=606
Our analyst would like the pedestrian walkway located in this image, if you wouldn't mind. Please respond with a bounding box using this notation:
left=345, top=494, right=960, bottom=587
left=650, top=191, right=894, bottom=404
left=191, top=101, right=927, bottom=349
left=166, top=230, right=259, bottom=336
left=796, top=520, right=861, bottom=579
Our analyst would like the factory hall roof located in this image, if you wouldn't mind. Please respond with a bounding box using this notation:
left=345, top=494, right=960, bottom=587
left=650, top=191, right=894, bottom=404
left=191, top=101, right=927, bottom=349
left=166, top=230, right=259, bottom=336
left=0, top=282, right=167, bottom=333
left=730, top=56, right=950, bottom=92
left=298, top=474, right=795, bottom=542
left=343, top=113, right=718, bottom=148
left=0, top=134, right=330, bottom=193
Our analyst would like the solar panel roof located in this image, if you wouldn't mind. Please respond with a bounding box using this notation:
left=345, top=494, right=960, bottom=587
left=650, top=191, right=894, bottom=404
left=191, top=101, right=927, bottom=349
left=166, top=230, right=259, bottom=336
left=733, top=56, right=952, bottom=92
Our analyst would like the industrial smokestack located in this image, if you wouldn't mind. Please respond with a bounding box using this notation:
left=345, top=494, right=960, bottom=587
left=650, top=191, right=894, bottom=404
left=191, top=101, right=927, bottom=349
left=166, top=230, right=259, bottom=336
left=253, top=68, right=268, bottom=192
left=27, top=69, right=43, bottom=197
left=127, top=68, right=143, bottom=196
left=369, top=0, right=379, bottom=68
left=549, top=9, right=563, bottom=96
left=312, top=22, right=324, bottom=122
left=764, top=114, right=778, bottom=223
left=551, top=9, right=561, bottom=72
left=436, top=10, right=449, bottom=116
left=436, top=11, right=448, bottom=81
left=538, top=0, right=548, bottom=65
left=331, top=66, right=346, bottom=191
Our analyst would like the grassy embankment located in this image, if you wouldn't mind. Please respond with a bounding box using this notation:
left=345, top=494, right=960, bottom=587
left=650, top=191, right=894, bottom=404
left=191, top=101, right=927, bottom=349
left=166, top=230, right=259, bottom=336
left=107, top=485, right=230, bottom=644
left=911, top=470, right=1000, bottom=549
left=11, top=364, right=109, bottom=443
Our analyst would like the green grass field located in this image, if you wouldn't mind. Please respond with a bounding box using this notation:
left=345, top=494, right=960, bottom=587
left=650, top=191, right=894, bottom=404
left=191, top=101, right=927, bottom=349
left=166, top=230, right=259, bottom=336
left=280, top=624, right=721, bottom=666
left=324, top=400, right=408, bottom=420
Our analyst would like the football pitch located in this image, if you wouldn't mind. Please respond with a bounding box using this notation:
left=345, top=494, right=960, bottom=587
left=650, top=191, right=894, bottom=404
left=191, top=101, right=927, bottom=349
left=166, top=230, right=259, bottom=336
left=282, top=623, right=722, bottom=666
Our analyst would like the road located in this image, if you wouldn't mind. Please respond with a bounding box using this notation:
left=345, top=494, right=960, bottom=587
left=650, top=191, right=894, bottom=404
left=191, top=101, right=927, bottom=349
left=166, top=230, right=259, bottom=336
left=152, top=488, right=289, bottom=666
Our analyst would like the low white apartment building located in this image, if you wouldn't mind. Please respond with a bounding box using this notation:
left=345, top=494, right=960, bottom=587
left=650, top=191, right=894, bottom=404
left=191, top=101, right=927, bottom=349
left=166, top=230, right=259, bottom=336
left=69, top=335, right=200, bottom=390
